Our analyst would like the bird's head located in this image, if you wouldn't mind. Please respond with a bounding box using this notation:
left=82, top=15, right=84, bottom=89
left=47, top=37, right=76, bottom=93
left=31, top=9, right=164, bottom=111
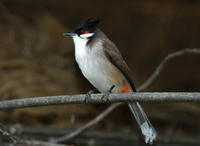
left=64, top=19, right=99, bottom=42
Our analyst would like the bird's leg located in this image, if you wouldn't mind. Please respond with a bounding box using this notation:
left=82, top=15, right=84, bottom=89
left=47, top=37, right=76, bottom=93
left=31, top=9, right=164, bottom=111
left=102, top=85, right=115, bottom=101
left=85, top=88, right=98, bottom=103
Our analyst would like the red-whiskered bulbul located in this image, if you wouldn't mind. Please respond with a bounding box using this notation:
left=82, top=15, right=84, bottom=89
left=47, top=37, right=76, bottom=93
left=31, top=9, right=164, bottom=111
left=64, top=19, right=157, bottom=144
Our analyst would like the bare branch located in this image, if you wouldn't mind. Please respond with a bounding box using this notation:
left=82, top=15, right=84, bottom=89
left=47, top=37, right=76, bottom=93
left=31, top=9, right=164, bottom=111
left=0, top=92, right=200, bottom=110
left=0, top=124, right=68, bottom=146
left=0, top=124, right=17, bottom=144
left=52, top=103, right=121, bottom=143
left=137, top=48, right=200, bottom=91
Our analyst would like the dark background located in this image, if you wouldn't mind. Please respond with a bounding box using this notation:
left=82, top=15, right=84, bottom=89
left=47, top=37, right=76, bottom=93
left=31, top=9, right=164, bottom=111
left=0, top=0, right=200, bottom=143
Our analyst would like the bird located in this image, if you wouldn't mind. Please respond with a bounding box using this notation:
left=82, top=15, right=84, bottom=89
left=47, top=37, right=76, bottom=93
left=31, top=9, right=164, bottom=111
left=64, top=19, right=157, bottom=144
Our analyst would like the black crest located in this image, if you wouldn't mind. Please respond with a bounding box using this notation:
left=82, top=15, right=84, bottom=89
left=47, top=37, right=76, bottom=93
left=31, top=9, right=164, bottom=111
left=73, top=19, right=100, bottom=35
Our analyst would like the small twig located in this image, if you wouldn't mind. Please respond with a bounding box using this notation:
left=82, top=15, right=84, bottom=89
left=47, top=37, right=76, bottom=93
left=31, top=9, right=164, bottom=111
left=52, top=103, right=121, bottom=143
left=137, top=48, right=200, bottom=91
left=0, top=124, right=17, bottom=144
left=52, top=48, right=200, bottom=143
left=0, top=124, right=67, bottom=146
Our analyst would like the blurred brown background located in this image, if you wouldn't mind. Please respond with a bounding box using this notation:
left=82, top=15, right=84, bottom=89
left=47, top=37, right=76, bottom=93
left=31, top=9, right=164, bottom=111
left=0, top=0, right=200, bottom=141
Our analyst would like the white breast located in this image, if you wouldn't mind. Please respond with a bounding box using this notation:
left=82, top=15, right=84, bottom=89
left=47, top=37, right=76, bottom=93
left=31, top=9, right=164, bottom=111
left=72, top=35, right=112, bottom=92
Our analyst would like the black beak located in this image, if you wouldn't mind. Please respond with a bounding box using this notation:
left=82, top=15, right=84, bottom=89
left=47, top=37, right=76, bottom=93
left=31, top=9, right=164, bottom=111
left=63, top=32, right=76, bottom=36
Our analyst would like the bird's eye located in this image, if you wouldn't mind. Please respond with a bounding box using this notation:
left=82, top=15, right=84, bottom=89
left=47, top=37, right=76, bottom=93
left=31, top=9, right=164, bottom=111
left=83, top=31, right=89, bottom=34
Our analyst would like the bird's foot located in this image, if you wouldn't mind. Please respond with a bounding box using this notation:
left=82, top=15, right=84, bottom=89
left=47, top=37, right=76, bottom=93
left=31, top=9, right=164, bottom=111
left=85, top=89, right=97, bottom=103
left=101, top=85, right=115, bottom=101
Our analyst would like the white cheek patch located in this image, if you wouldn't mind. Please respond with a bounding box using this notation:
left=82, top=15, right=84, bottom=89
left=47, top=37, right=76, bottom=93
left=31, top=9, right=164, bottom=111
left=80, top=33, right=94, bottom=39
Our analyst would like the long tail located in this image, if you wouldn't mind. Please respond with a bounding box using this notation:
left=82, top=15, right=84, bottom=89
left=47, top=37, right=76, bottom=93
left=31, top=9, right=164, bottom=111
left=128, top=102, right=157, bottom=144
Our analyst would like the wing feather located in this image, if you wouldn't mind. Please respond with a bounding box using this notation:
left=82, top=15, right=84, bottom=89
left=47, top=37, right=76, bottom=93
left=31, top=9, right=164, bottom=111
left=103, top=39, right=136, bottom=92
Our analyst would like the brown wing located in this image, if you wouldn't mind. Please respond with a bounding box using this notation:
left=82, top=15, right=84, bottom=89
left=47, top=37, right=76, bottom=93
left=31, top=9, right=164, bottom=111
left=103, top=39, right=136, bottom=92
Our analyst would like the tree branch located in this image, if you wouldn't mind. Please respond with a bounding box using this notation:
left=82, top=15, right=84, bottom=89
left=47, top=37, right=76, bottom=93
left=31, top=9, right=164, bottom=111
left=137, top=48, right=200, bottom=91
left=52, top=103, right=121, bottom=143
left=0, top=124, right=68, bottom=146
left=0, top=92, right=200, bottom=110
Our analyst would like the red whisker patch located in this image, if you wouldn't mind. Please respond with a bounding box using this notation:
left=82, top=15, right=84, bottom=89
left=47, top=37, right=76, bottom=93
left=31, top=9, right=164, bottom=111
left=83, top=31, right=89, bottom=34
